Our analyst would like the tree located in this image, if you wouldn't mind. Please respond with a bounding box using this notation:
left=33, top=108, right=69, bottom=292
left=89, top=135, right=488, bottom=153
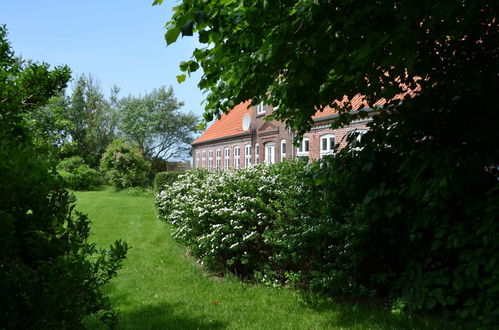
left=157, top=0, right=499, bottom=325
left=99, top=138, right=150, bottom=189
left=0, top=25, right=127, bottom=328
left=118, top=86, right=199, bottom=160
left=65, top=74, right=119, bottom=167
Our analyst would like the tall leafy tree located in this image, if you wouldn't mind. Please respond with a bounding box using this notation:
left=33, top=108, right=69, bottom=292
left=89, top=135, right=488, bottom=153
left=157, top=0, right=499, bottom=325
left=118, top=86, right=199, bottom=160
left=0, top=25, right=127, bottom=328
left=65, top=74, right=118, bottom=167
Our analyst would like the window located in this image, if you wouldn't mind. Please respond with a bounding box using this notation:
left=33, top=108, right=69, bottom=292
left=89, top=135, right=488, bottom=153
left=224, top=147, right=230, bottom=170
left=320, top=134, right=335, bottom=158
left=234, top=146, right=241, bottom=169
left=348, top=129, right=367, bottom=151
left=216, top=149, right=221, bottom=170
left=264, top=142, right=276, bottom=165
left=280, top=139, right=286, bottom=162
left=244, top=144, right=252, bottom=167
left=257, top=102, right=265, bottom=115
left=195, top=152, right=200, bottom=168
left=201, top=150, right=206, bottom=168
left=297, top=137, right=310, bottom=157
left=255, top=143, right=260, bottom=164
left=208, top=150, right=213, bottom=170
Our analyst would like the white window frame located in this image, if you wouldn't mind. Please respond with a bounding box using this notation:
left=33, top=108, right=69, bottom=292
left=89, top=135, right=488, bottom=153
left=201, top=150, right=206, bottom=168
left=224, top=147, right=230, bottom=170
left=264, top=142, right=276, bottom=165
left=257, top=102, right=265, bottom=115
left=348, top=129, right=367, bottom=151
left=244, top=144, right=252, bottom=167
left=280, top=139, right=287, bottom=162
left=320, top=134, right=335, bottom=158
left=216, top=149, right=221, bottom=170
left=297, top=137, right=310, bottom=157
left=195, top=152, right=200, bottom=168
left=255, top=143, right=260, bottom=164
left=208, top=150, right=213, bottom=170
left=234, top=146, right=241, bottom=169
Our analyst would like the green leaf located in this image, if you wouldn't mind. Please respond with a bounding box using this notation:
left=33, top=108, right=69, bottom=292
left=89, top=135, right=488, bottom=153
left=152, top=0, right=163, bottom=5
left=196, top=122, right=207, bottom=130
left=180, top=20, right=194, bottom=36
left=165, top=28, right=180, bottom=45
left=199, top=30, right=210, bottom=44
left=179, top=61, right=189, bottom=72
left=176, top=74, right=186, bottom=83
left=189, top=61, right=199, bottom=72
left=193, top=11, right=207, bottom=25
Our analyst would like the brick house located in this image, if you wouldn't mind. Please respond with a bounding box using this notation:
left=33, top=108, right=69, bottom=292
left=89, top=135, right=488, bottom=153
left=192, top=95, right=378, bottom=169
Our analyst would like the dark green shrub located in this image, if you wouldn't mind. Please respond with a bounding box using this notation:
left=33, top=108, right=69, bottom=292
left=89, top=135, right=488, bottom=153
left=99, top=138, right=150, bottom=189
left=0, top=26, right=128, bottom=329
left=57, top=156, right=101, bottom=190
left=154, top=171, right=183, bottom=191
left=156, top=150, right=498, bottom=326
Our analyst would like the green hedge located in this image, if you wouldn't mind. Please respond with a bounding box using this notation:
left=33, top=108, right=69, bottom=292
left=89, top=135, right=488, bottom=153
left=154, top=171, right=183, bottom=192
left=156, top=157, right=498, bottom=327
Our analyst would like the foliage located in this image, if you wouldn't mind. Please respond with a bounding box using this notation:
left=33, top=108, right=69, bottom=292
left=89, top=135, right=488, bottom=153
left=118, top=86, right=199, bottom=160
left=158, top=0, right=497, bottom=133
left=57, top=156, right=101, bottom=190
left=63, top=75, right=120, bottom=167
left=154, top=171, right=184, bottom=192
left=100, top=138, right=151, bottom=190
left=0, top=25, right=127, bottom=328
left=159, top=0, right=499, bottom=326
left=79, top=187, right=448, bottom=330
left=156, top=162, right=308, bottom=277
left=156, top=156, right=498, bottom=326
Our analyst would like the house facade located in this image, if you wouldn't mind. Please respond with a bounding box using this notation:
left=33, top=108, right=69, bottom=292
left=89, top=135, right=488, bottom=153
left=192, top=96, right=375, bottom=169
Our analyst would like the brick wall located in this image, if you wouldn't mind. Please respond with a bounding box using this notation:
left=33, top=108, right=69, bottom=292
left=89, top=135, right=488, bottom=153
left=193, top=104, right=372, bottom=169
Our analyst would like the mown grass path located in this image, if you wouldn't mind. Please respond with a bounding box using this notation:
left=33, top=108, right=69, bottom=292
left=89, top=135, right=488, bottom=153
left=76, top=188, right=441, bottom=329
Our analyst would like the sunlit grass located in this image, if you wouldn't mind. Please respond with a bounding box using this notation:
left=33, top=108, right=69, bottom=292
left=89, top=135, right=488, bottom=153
left=76, top=187, right=449, bottom=329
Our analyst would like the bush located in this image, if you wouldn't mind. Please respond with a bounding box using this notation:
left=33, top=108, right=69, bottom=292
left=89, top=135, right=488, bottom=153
left=156, top=154, right=498, bottom=326
left=156, top=162, right=309, bottom=277
left=99, top=138, right=150, bottom=189
left=0, top=26, right=128, bottom=329
left=154, top=171, right=183, bottom=191
left=57, top=156, right=101, bottom=190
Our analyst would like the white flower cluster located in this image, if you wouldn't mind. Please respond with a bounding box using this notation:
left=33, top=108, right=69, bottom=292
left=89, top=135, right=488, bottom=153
left=155, top=164, right=306, bottom=270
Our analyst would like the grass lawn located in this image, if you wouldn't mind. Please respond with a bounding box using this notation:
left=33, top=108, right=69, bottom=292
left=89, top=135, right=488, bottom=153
left=76, top=187, right=446, bottom=329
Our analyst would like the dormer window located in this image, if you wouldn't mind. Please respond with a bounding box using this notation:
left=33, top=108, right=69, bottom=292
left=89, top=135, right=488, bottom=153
left=257, top=102, right=265, bottom=115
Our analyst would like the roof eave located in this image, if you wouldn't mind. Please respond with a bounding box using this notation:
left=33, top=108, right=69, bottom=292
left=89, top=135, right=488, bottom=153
left=192, top=132, right=252, bottom=147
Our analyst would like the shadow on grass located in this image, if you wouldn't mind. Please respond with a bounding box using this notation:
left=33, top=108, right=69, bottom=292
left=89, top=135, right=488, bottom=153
left=299, top=294, right=453, bottom=329
left=86, top=301, right=227, bottom=330
left=121, top=302, right=227, bottom=330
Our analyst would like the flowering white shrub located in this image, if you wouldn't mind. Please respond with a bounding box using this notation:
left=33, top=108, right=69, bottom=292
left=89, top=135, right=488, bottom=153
left=155, top=158, right=364, bottom=297
left=156, top=162, right=308, bottom=276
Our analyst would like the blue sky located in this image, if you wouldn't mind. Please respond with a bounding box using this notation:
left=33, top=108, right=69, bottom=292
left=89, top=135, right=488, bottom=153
left=0, top=0, right=205, bottom=117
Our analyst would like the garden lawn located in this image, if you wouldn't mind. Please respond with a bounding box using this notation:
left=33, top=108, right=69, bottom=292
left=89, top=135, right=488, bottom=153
left=76, top=187, right=446, bottom=330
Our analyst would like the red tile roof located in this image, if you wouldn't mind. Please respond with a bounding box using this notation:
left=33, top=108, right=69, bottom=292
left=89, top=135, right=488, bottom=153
left=193, top=101, right=252, bottom=145
left=193, top=87, right=419, bottom=144
left=312, top=88, right=419, bottom=119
